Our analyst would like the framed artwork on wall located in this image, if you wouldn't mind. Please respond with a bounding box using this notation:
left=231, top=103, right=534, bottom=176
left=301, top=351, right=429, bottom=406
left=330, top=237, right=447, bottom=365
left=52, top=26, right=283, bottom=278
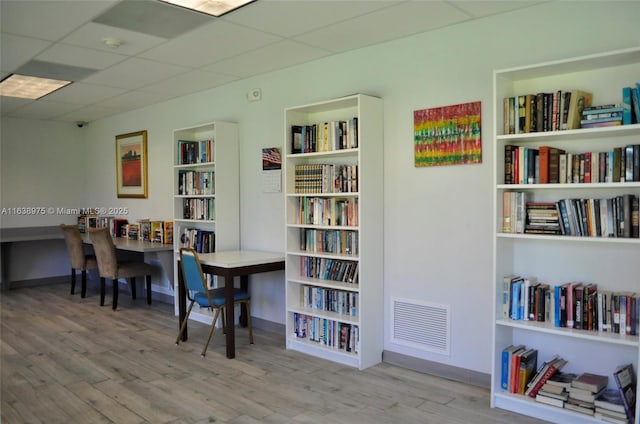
left=115, top=130, right=148, bottom=198
left=414, top=101, right=482, bottom=167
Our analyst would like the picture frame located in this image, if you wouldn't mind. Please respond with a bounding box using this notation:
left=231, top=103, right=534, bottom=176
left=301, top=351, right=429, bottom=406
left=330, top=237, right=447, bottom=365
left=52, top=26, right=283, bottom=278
left=115, top=130, right=148, bottom=198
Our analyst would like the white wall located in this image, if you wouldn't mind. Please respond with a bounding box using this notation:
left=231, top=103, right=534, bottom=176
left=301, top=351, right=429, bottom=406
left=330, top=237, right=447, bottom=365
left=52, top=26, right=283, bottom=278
left=2, top=1, right=639, bottom=373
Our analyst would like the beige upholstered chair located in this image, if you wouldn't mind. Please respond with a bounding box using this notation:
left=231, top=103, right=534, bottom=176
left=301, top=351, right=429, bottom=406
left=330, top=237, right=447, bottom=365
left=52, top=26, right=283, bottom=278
left=60, top=224, right=97, bottom=298
left=89, top=227, right=155, bottom=310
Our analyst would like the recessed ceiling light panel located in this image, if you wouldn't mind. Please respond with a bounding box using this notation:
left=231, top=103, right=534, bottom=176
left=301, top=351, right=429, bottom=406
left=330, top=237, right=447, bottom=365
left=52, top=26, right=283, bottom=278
left=0, top=74, right=72, bottom=100
left=159, top=0, right=256, bottom=17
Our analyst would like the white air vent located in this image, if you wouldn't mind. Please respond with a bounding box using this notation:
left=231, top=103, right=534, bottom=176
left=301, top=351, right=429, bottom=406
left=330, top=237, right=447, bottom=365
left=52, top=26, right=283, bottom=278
left=391, top=297, right=450, bottom=355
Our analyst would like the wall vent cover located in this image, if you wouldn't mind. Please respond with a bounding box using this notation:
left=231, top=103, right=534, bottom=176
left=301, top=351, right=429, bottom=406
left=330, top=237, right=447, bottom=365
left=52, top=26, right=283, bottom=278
left=391, top=297, right=450, bottom=355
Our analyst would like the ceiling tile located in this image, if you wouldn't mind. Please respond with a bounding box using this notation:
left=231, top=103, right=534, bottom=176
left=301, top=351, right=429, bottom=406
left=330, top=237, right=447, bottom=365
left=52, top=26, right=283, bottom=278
left=93, top=0, right=213, bottom=39
left=36, top=43, right=128, bottom=71
left=0, top=0, right=119, bottom=41
left=43, top=82, right=127, bottom=105
left=0, top=33, right=51, bottom=73
left=82, top=57, right=190, bottom=89
left=6, top=99, right=84, bottom=120
left=0, top=96, right=33, bottom=114
left=449, top=0, right=546, bottom=18
left=139, top=70, right=239, bottom=96
left=139, top=20, right=281, bottom=67
left=295, top=1, right=471, bottom=52
left=222, top=0, right=403, bottom=37
left=204, top=40, right=332, bottom=78
left=59, top=22, right=168, bottom=56
left=94, top=90, right=176, bottom=110
left=57, top=104, right=122, bottom=122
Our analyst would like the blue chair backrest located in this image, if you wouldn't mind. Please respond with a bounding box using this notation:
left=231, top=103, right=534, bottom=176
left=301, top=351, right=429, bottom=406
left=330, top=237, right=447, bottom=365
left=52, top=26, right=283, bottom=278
left=180, top=249, right=205, bottom=294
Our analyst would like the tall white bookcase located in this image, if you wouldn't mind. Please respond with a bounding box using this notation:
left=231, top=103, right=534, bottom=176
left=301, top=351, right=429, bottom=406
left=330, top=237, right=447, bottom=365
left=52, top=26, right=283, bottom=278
left=491, top=48, right=640, bottom=424
left=172, top=121, right=240, bottom=323
left=284, top=94, right=383, bottom=369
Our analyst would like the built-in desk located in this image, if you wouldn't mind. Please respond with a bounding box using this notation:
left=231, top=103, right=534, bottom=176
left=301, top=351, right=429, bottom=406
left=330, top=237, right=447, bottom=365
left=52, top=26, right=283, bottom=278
left=177, top=250, right=285, bottom=359
left=0, top=226, right=65, bottom=291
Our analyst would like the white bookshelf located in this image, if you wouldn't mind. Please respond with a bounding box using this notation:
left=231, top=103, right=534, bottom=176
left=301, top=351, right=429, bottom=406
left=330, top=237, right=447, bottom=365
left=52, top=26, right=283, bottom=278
left=491, top=48, right=640, bottom=424
left=172, top=121, right=240, bottom=323
left=284, top=94, right=383, bottom=369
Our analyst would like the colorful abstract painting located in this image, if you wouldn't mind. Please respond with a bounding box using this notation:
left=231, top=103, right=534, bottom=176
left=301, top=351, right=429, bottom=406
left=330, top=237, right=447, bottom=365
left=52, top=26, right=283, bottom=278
left=414, top=101, right=482, bottom=167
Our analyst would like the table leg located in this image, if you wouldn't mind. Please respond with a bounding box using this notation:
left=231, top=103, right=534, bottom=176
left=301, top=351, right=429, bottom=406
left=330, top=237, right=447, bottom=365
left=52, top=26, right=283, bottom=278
left=224, top=272, right=235, bottom=359
left=239, top=275, right=249, bottom=327
left=178, top=263, right=188, bottom=341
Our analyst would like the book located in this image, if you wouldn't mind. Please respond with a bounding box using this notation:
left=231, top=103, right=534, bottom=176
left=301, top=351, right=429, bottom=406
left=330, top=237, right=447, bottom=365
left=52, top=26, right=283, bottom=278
left=535, top=393, right=565, bottom=408
left=501, top=344, right=525, bottom=390
left=632, top=83, right=640, bottom=125
left=569, top=385, right=606, bottom=402
left=526, top=357, right=567, bottom=397
left=567, top=90, right=593, bottom=129
left=572, top=372, right=609, bottom=393
left=565, top=398, right=596, bottom=415
left=613, top=363, right=637, bottom=423
left=622, top=86, right=634, bottom=125
left=595, top=388, right=628, bottom=414
left=517, top=348, right=538, bottom=394
left=546, top=372, right=577, bottom=389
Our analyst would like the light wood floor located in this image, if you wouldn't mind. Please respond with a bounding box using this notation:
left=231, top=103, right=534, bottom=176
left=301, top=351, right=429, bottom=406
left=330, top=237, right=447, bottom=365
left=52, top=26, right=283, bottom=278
left=1, top=282, right=550, bottom=424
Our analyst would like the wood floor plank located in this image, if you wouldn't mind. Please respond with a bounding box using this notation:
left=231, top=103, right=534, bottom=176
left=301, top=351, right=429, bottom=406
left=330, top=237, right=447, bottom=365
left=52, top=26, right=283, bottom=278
left=1, top=283, right=552, bottom=424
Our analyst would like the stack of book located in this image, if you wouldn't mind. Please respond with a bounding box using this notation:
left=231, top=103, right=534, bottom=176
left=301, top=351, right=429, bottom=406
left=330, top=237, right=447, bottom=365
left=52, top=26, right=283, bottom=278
left=525, top=356, right=568, bottom=398
left=534, top=372, right=576, bottom=408
left=565, top=372, right=609, bottom=416
left=525, top=202, right=561, bottom=235
left=580, top=104, right=624, bottom=128
left=594, top=389, right=632, bottom=424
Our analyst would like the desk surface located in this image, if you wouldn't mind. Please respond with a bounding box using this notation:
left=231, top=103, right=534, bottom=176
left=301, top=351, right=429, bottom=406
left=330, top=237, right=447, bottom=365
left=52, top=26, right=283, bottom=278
left=196, top=250, right=285, bottom=268
left=82, top=233, right=173, bottom=252
left=0, top=226, right=63, bottom=242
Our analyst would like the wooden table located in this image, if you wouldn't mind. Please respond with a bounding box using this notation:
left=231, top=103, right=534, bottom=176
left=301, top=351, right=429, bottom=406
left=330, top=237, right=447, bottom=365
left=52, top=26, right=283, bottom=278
left=177, top=250, right=285, bottom=359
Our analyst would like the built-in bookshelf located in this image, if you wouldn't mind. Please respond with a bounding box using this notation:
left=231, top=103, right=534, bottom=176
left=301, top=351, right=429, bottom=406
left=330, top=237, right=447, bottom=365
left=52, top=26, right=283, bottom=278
left=172, top=121, right=240, bottom=320
left=492, top=48, right=640, bottom=424
left=284, top=94, right=383, bottom=369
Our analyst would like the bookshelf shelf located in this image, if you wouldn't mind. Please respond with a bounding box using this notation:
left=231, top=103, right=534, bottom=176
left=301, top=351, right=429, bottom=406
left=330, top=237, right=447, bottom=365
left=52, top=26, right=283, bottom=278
left=492, top=48, right=640, bottom=424
left=284, top=94, right=383, bottom=370
left=171, top=121, right=240, bottom=322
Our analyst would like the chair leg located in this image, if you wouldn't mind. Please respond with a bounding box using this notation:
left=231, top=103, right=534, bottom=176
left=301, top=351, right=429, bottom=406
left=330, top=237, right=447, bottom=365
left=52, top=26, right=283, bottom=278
left=70, top=267, right=76, bottom=294
left=112, top=279, right=119, bottom=310
left=81, top=269, right=87, bottom=298
left=100, top=277, right=106, bottom=306
left=146, top=275, right=152, bottom=305
left=202, top=307, right=221, bottom=357
left=245, top=301, right=254, bottom=344
left=176, top=300, right=196, bottom=345
left=130, top=277, right=137, bottom=300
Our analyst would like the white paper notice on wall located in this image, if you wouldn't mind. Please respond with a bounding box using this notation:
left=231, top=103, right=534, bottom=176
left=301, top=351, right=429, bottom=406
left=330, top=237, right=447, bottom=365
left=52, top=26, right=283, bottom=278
left=262, top=170, right=281, bottom=193
left=262, top=147, right=282, bottom=193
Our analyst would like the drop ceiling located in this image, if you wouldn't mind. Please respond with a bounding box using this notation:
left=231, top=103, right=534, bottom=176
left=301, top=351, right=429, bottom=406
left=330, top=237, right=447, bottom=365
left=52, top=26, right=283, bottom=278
left=0, top=0, right=542, bottom=123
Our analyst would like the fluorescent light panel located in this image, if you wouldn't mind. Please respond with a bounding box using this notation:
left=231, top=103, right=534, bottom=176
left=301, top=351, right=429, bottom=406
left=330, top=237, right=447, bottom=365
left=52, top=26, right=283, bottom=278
left=0, top=74, right=72, bottom=99
left=160, top=0, right=254, bottom=17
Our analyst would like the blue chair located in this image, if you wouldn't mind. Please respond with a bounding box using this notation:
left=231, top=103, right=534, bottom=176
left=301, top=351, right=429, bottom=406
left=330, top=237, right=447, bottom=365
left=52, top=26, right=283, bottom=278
left=176, top=248, right=253, bottom=357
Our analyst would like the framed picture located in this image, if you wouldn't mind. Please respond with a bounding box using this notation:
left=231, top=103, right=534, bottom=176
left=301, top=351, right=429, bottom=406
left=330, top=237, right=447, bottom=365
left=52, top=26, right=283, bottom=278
left=115, top=130, right=148, bottom=198
left=414, top=101, right=482, bottom=167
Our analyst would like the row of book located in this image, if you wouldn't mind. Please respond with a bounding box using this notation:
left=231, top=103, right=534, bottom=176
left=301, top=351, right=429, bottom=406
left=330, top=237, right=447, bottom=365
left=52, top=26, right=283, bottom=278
left=178, top=228, right=215, bottom=253
left=293, top=164, right=358, bottom=194
left=177, top=170, right=214, bottom=195
left=299, top=228, right=358, bottom=256
left=292, top=312, right=360, bottom=353
left=298, top=256, right=359, bottom=284
left=182, top=198, right=215, bottom=221
left=291, top=118, right=358, bottom=154
left=301, top=285, right=358, bottom=317
left=502, top=274, right=639, bottom=335
left=295, top=196, right=358, bottom=227
left=177, top=139, right=214, bottom=165
left=503, top=144, right=640, bottom=185
left=502, top=89, right=592, bottom=134
left=502, top=192, right=640, bottom=238
left=77, top=215, right=174, bottom=244
left=502, top=345, right=637, bottom=423
left=502, top=84, right=640, bottom=135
